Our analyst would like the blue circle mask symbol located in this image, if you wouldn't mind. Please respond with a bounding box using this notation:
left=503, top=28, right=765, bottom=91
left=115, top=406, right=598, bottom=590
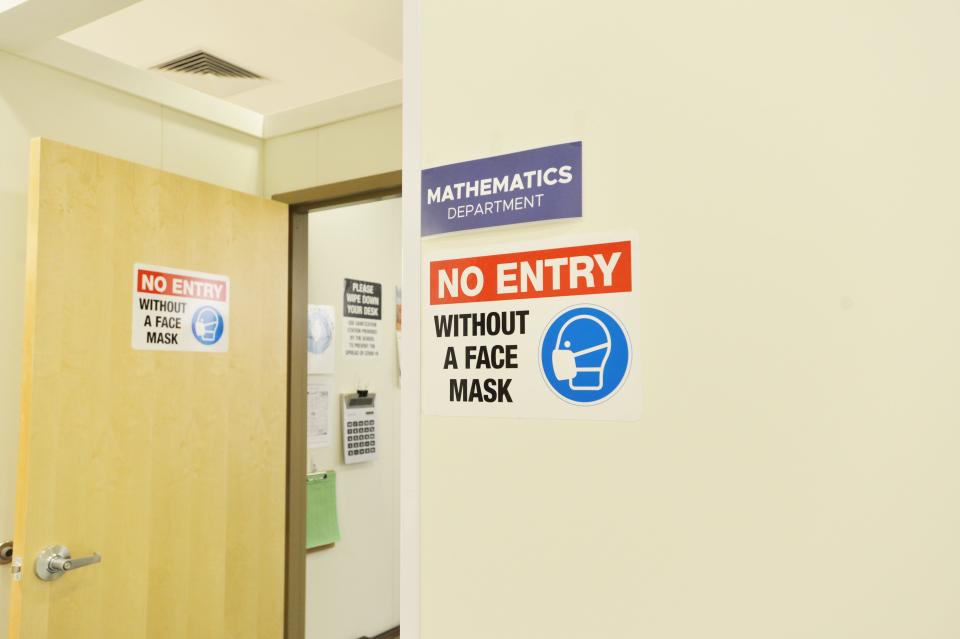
left=539, top=305, right=631, bottom=405
left=191, top=306, right=224, bottom=346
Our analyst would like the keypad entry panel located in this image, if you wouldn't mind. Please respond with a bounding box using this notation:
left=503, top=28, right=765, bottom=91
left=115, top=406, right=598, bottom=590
left=342, top=392, right=377, bottom=465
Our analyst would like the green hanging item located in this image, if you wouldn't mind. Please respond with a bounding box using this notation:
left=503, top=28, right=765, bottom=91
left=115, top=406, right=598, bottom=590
left=306, top=471, right=341, bottom=550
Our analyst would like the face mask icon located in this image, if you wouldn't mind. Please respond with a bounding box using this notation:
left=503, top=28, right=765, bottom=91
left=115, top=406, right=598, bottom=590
left=192, top=306, right=223, bottom=345
left=195, top=314, right=218, bottom=341
left=551, top=315, right=612, bottom=391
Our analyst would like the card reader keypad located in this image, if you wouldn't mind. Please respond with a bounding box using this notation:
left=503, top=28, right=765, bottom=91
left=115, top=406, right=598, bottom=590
left=341, top=393, right=377, bottom=464
left=345, top=417, right=376, bottom=456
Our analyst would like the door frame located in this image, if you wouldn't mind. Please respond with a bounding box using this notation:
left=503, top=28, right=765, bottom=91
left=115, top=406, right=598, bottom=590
left=274, top=171, right=402, bottom=639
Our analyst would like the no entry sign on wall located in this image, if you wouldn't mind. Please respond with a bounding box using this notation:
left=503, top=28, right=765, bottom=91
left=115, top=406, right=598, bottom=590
left=422, top=232, right=641, bottom=420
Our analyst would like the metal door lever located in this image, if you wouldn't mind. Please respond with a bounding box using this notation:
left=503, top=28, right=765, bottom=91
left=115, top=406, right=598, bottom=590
left=35, top=545, right=101, bottom=581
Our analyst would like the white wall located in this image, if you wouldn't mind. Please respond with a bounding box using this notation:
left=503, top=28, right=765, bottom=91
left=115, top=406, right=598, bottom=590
left=0, top=50, right=265, bottom=635
left=306, top=198, right=401, bottom=639
left=412, top=2, right=960, bottom=638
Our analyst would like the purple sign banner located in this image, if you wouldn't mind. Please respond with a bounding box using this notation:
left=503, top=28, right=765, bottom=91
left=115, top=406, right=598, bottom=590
left=421, top=141, right=582, bottom=236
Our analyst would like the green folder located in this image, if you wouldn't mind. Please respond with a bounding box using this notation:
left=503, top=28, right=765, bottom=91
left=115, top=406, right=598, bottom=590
left=306, top=471, right=341, bottom=549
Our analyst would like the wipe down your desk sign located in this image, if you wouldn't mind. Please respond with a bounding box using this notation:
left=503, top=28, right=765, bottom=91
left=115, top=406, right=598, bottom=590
left=422, top=232, right=641, bottom=420
left=421, top=142, right=582, bottom=236
left=343, top=278, right=382, bottom=358
left=132, top=264, right=229, bottom=352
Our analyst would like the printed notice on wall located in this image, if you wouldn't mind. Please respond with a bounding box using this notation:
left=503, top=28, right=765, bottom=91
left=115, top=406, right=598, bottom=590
left=343, top=278, right=381, bottom=358
left=307, top=378, right=333, bottom=449
left=308, top=304, right=336, bottom=374
left=422, top=233, right=641, bottom=420
left=132, top=263, right=229, bottom=352
left=421, top=141, right=582, bottom=236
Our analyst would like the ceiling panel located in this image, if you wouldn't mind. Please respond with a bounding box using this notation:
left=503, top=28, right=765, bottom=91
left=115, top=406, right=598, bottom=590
left=59, top=0, right=401, bottom=116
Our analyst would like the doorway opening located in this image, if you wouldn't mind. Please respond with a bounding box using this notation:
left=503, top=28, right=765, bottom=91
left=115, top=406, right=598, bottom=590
left=280, top=174, right=402, bottom=639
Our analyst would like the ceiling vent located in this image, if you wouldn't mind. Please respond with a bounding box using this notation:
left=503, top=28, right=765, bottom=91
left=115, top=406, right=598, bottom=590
left=153, top=51, right=262, bottom=79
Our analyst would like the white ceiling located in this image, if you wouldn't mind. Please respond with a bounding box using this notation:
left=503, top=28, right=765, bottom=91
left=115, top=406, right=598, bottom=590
left=61, top=0, right=401, bottom=115
left=0, top=0, right=402, bottom=137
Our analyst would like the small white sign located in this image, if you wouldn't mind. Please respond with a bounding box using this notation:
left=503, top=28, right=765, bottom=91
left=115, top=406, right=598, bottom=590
left=308, top=304, right=336, bottom=374
left=307, top=378, right=333, bottom=449
left=344, top=317, right=380, bottom=358
left=131, top=263, right=230, bottom=352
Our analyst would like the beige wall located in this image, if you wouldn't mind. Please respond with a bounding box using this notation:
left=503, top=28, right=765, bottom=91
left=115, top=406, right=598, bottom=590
left=306, top=198, right=401, bottom=639
left=0, top=50, right=265, bottom=633
left=416, top=2, right=960, bottom=638
left=264, top=106, right=401, bottom=196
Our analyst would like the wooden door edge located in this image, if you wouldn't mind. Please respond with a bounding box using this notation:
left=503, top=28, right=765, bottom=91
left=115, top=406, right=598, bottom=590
left=284, top=211, right=308, bottom=639
left=7, top=137, right=45, bottom=639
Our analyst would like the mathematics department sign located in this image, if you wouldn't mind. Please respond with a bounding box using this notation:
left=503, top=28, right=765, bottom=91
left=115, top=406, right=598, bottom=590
left=422, top=232, right=641, bottom=420
left=421, top=142, right=582, bottom=236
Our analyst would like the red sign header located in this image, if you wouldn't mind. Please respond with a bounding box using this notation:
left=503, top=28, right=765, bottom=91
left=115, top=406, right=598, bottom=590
left=136, top=268, right=227, bottom=302
left=429, top=240, right=632, bottom=305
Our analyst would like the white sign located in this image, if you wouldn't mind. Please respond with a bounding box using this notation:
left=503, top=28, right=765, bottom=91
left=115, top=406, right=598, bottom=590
left=422, top=232, right=641, bottom=420
left=307, top=378, right=333, bottom=449
left=131, top=263, right=229, bottom=352
left=308, top=304, right=336, bottom=374
left=344, top=318, right=380, bottom=358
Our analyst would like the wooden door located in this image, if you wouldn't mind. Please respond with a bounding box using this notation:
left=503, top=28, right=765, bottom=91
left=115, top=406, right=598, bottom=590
left=8, top=139, right=289, bottom=639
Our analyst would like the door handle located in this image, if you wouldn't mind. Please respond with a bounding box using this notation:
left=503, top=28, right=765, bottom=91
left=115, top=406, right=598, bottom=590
left=35, top=544, right=101, bottom=581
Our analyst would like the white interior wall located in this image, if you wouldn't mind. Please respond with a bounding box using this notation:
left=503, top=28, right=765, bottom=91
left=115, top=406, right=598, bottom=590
left=413, top=2, right=960, bottom=638
left=306, top=198, right=401, bottom=639
left=0, top=50, right=264, bottom=633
